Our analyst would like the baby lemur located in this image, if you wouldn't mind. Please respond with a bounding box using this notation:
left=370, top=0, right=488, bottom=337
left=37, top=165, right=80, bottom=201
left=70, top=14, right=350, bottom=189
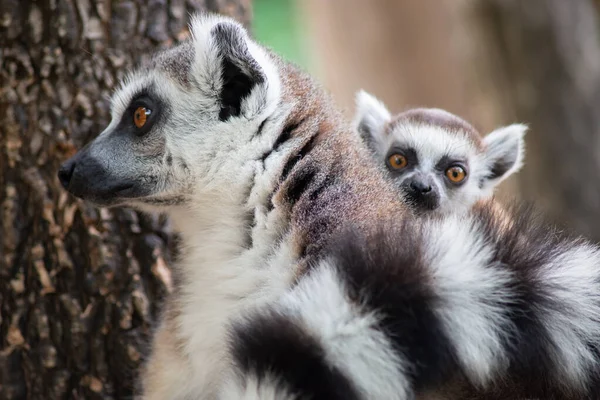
left=354, top=91, right=526, bottom=215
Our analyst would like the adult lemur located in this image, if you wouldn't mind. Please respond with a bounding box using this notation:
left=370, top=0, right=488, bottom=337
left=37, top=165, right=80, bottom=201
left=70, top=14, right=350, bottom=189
left=58, top=13, right=600, bottom=400
left=354, top=91, right=526, bottom=215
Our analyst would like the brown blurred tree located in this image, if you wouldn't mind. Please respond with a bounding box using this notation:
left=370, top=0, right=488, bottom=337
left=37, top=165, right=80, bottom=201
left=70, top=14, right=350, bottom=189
left=0, top=1, right=250, bottom=399
left=303, top=0, right=600, bottom=240
left=300, top=0, right=476, bottom=120
left=474, top=0, right=600, bottom=240
left=300, top=0, right=516, bottom=186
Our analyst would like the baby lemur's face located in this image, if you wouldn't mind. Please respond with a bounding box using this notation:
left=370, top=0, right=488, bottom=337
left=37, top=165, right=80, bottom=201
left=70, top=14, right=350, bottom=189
left=354, top=91, right=526, bottom=215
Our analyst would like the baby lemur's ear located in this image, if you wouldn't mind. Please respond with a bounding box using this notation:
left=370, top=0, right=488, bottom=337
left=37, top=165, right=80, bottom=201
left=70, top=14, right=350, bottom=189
left=481, top=124, right=527, bottom=189
left=353, top=90, right=392, bottom=154
left=190, top=14, right=280, bottom=121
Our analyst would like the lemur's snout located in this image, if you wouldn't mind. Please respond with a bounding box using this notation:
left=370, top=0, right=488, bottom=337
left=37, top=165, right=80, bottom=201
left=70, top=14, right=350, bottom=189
left=57, top=155, right=91, bottom=198
left=58, top=158, right=76, bottom=190
left=57, top=148, right=138, bottom=205
left=404, top=176, right=439, bottom=210
left=409, top=180, right=432, bottom=194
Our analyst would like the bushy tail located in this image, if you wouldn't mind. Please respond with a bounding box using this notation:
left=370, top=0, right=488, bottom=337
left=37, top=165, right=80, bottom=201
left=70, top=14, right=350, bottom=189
left=224, top=203, right=600, bottom=399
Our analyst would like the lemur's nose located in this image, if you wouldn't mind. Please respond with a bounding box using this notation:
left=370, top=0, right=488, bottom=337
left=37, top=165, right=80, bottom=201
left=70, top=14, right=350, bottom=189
left=58, top=159, right=76, bottom=190
left=410, top=180, right=432, bottom=194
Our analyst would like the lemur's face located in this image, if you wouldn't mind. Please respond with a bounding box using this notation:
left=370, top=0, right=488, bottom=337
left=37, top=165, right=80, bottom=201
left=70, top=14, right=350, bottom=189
left=382, top=128, right=476, bottom=214
left=58, top=15, right=281, bottom=210
left=354, top=92, right=526, bottom=215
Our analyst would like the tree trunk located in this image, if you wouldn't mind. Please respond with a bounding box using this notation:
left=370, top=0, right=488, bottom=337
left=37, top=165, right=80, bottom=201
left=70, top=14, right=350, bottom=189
left=474, top=0, right=600, bottom=240
left=0, top=1, right=250, bottom=399
left=300, top=0, right=473, bottom=118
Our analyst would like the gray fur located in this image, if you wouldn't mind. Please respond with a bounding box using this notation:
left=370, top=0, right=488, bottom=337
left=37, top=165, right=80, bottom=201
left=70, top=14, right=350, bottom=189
left=152, top=41, right=195, bottom=87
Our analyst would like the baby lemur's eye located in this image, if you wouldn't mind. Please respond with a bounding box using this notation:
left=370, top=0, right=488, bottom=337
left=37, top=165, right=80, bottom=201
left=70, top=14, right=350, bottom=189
left=445, top=166, right=467, bottom=183
left=134, top=106, right=152, bottom=128
left=388, top=154, right=408, bottom=170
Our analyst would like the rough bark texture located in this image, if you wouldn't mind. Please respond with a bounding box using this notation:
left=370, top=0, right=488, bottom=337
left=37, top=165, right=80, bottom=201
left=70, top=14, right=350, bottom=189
left=0, top=1, right=250, bottom=399
left=475, top=0, right=600, bottom=240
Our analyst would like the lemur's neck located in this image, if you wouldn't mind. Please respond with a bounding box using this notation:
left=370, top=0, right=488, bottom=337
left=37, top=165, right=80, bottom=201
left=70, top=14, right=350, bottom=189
left=166, top=77, right=339, bottom=276
left=169, top=188, right=257, bottom=266
left=167, top=142, right=299, bottom=271
left=163, top=173, right=295, bottom=397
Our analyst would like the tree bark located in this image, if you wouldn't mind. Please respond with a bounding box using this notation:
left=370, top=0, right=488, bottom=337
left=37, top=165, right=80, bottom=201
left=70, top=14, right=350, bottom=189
left=474, top=0, right=600, bottom=240
left=0, top=1, right=250, bottom=399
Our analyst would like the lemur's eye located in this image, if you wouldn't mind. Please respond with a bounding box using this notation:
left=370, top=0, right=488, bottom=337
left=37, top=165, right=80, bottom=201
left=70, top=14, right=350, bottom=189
left=446, top=166, right=467, bottom=183
left=388, top=154, right=408, bottom=170
left=134, top=106, right=151, bottom=128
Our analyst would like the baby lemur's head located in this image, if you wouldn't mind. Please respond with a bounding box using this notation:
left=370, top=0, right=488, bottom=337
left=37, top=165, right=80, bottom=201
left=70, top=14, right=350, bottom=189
left=354, top=91, right=526, bottom=215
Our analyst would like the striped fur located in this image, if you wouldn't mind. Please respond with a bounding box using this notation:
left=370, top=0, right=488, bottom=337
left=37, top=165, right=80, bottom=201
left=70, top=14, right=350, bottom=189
left=226, top=203, right=600, bottom=399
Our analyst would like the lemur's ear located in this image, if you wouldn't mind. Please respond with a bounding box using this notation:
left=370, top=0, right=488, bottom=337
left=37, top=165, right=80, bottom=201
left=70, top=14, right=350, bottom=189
left=190, top=14, right=279, bottom=121
left=481, top=124, right=527, bottom=188
left=353, top=90, right=392, bottom=153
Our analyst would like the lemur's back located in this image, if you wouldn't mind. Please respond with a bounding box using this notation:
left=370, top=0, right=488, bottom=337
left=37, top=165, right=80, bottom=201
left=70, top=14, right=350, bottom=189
left=266, top=58, right=406, bottom=264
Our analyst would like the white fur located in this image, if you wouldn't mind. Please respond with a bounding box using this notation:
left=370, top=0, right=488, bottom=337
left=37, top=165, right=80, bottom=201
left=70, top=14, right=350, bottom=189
left=281, top=263, right=411, bottom=400
left=188, top=13, right=281, bottom=121
left=539, top=242, right=600, bottom=388
left=111, top=72, right=156, bottom=118
left=422, top=214, right=600, bottom=391
left=163, top=205, right=296, bottom=398
left=155, top=120, right=299, bottom=397
left=423, top=215, right=514, bottom=385
left=220, top=373, right=299, bottom=400
left=481, top=124, right=528, bottom=189
left=353, top=90, right=392, bottom=145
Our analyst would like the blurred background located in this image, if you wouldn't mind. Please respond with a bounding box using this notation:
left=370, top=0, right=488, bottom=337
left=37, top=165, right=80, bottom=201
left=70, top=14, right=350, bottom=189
left=254, top=0, right=600, bottom=240
left=1, top=0, right=599, bottom=398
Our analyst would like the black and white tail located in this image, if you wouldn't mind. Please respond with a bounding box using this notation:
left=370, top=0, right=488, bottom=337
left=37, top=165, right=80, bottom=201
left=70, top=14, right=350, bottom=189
left=225, top=203, right=600, bottom=399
